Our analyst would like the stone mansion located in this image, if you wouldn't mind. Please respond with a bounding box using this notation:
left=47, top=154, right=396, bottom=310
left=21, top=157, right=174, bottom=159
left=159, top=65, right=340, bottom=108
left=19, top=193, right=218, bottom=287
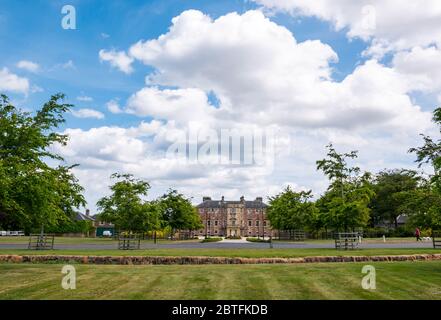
left=196, top=196, right=272, bottom=237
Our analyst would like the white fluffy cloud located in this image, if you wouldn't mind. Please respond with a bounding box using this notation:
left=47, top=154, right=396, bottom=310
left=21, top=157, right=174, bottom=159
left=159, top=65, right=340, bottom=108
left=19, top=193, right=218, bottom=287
left=71, top=108, right=105, bottom=119
left=106, top=99, right=123, bottom=114
left=70, top=9, right=439, bottom=209
left=254, top=0, right=441, bottom=56
left=16, top=60, right=40, bottom=73
left=0, top=67, right=29, bottom=94
left=99, top=49, right=134, bottom=74
left=123, top=10, right=430, bottom=131
left=126, top=87, right=215, bottom=123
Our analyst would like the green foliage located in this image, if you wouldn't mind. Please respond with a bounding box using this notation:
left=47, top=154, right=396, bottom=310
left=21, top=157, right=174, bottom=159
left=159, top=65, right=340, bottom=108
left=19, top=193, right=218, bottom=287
left=370, top=169, right=420, bottom=227
left=316, top=144, right=374, bottom=231
left=246, top=237, right=270, bottom=243
left=201, top=237, right=222, bottom=243
left=158, top=189, right=202, bottom=232
left=267, top=187, right=318, bottom=231
left=46, top=219, right=94, bottom=234
left=0, top=94, right=85, bottom=233
left=408, top=107, right=441, bottom=229
left=97, top=173, right=161, bottom=233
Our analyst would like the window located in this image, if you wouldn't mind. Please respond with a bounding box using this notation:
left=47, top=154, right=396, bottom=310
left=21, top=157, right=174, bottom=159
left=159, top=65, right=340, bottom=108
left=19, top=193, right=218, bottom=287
left=256, top=221, right=260, bottom=227
left=232, top=221, right=236, bottom=226
left=248, top=220, right=252, bottom=226
left=208, top=221, right=211, bottom=226
left=215, top=221, right=218, bottom=226
left=264, top=221, right=267, bottom=226
left=215, top=230, right=218, bottom=234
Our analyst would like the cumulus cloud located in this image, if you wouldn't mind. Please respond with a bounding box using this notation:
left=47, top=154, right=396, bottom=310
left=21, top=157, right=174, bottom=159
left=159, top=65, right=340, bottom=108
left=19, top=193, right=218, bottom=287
left=106, top=99, right=123, bottom=114
left=16, top=60, right=40, bottom=73
left=126, top=87, right=215, bottom=123
left=71, top=108, right=105, bottom=119
left=254, top=0, right=441, bottom=56
left=0, top=67, right=30, bottom=94
left=99, top=49, right=134, bottom=74
left=123, top=10, right=430, bottom=131
left=71, top=9, right=438, bottom=209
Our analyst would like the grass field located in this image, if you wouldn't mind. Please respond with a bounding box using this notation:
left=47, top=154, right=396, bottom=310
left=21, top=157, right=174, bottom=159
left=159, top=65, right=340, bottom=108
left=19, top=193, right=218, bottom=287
left=0, top=236, right=422, bottom=244
left=0, top=247, right=440, bottom=258
left=0, top=236, right=199, bottom=245
left=1, top=261, right=440, bottom=299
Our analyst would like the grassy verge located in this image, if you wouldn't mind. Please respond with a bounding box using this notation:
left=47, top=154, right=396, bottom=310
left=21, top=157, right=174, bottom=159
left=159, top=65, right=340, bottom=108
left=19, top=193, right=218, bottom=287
left=0, top=237, right=199, bottom=245
left=1, top=261, right=440, bottom=299
left=0, top=247, right=439, bottom=258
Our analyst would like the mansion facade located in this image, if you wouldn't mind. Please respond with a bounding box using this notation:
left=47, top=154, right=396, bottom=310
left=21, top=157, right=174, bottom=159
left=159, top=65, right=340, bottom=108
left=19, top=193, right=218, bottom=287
left=196, top=196, right=272, bottom=237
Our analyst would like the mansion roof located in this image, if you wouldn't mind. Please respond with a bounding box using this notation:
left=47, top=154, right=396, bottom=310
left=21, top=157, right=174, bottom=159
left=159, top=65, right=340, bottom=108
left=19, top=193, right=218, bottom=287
left=197, top=197, right=267, bottom=209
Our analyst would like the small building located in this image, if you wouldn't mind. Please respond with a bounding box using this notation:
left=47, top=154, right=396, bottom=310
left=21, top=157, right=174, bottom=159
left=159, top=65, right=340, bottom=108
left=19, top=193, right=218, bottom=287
left=196, top=196, right=272, bottom=238
left=92, top=214, right=115, bottom=237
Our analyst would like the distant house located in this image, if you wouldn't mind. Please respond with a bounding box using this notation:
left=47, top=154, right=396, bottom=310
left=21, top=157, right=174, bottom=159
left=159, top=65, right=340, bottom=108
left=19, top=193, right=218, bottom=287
left=74, top=209, right=115, bottom=237
left=91, top=214, right=115, bottom=237
left=75, top=209, right=95, bottom=223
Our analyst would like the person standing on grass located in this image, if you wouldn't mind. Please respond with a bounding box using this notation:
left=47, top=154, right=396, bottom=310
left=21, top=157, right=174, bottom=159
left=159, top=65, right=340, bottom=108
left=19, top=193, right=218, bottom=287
left=415, top=227, right=422, bottom=241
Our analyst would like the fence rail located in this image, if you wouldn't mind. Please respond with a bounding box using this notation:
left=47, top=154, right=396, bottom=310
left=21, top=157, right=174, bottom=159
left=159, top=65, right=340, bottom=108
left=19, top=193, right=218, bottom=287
left=335, top=232, right=360, bottom=250
left=276, top=230, right=306, bottom=241
left=433, top=232, right=441, bottom=249
left=28, top=234, right=55, bottom=250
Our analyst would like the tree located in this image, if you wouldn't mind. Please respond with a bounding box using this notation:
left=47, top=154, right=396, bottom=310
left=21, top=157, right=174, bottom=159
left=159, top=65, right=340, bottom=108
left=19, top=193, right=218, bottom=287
left=158, top=189, right=202, bottom=236
left=0, top=94, right=85, bottom=234
left=316, top=144, right=374, bottom=231
left=97, top=173, right=157, bottom=233
left=396, top=178, right=441, bottom=230
left=267, top=187, right=318, bottom=232
left=370, top=169, right=420, bottom=228
left=409, top=106, right=441, bottom=230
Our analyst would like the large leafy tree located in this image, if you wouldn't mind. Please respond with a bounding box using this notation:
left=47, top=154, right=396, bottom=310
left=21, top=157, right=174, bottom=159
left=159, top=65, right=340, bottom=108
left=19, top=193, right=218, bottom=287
left=97, top=173, right=160, bottom=233
left=158, top=189, right=202, bottom=235
left=267, top=187, right=318, bottom=232
left=408, top=107, right=441, bottom=230
left=0, top=94, right=85, bottom=233
left=370, top=169, right=420, bottom=228
left=316, top=143, right=374, bottom=231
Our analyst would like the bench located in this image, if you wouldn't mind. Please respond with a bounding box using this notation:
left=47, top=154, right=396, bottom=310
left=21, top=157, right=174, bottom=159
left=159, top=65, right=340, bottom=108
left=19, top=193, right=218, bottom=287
left=28, top=234, right=55, bottom=250
left=335, top=232, right=360, bottom=250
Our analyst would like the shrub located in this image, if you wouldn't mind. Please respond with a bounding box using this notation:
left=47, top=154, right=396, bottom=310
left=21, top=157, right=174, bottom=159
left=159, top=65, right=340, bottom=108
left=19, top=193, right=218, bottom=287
left=201, top=237, right=222, bottom=243
left=246, top=237, right=270, bottom=243
left=224, top=235, right=241, bottom=239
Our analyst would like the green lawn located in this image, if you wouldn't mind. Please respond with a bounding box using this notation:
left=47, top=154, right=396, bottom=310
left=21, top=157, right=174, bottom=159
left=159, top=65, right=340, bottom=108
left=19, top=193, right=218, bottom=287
left=0, top=247, right=439, bottom=258
left=0, top=261, right=440, bottom=299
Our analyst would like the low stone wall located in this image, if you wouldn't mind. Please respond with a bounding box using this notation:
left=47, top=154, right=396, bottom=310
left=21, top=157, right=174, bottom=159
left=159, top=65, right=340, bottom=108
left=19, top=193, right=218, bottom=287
left=1, top=254, right=441, bottom=265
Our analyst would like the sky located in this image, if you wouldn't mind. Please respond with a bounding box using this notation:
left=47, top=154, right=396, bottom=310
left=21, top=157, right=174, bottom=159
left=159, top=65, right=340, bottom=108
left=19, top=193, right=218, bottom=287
left=1, top=0, right=441, bottom=212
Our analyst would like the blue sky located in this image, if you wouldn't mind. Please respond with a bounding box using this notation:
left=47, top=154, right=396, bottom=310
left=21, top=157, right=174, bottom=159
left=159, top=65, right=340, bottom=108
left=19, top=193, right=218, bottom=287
left=2, top=0, right=369, bottom=130
left=1, top=1, right=440, bottom=210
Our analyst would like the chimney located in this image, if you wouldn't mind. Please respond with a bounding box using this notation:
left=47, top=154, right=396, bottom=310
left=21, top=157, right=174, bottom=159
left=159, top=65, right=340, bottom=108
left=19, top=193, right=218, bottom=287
left=86, top=209, right=90, bottom=216
left=256, top=197, right=263, bottom=202
left=203, top=197, right=211, bottom=202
